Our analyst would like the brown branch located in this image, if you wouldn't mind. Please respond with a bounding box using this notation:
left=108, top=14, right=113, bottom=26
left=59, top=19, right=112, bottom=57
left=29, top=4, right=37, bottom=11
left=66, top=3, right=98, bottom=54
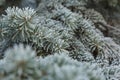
left=96, top=21, right=120, bottom=33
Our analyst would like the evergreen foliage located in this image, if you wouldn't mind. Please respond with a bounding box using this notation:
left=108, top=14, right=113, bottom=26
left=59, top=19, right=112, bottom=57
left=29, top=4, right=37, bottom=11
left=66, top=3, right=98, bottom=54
left=0, top=0, right=120, bottom=80
left=0, top=44, right=105, bottom=80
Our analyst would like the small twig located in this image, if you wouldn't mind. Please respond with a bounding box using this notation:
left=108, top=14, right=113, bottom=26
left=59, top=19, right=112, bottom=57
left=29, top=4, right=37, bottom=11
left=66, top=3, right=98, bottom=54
left=96, top=21, right=120, bottom=33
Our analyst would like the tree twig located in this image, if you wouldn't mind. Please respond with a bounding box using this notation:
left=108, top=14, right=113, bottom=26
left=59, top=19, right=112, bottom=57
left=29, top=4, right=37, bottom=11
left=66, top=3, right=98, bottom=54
left=96, top=21, right=120, bottom=33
